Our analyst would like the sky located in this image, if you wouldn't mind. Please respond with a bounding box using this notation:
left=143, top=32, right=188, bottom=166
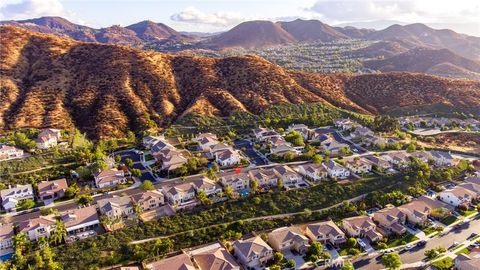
left=0, top=0, right=479, bottom=36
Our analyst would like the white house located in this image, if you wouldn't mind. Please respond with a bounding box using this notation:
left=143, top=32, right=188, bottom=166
left=214, top=148, right=241, bottom=167
left=220, top=172, right=250, bottom=192
left=233, top=236, right=274, bottom=269
left=287, top=124, right=310, bottom=140
left=94, top=169, right=127, bottom=188
left=61, top=206, right=100, bottom=236
left=0, top=144, right=24, bottom=160
left=344, top=157, right=373, bottom=174
left=190, top=176, right=223, bottom=197
left=272, top=165, right=303, bottom=186
left=0, top=223, right=14, bottom=254
left=297, top=163, right=328, bottom=182
left=0, top=184, right=34, bottom=212
left=324, top=161, right=350, bottom=179
left=35, top=129, right=61, bottom=149
left=305, top=220, right=346, bottom=246
left=161, top=182, right=197, bottom=207
left=97, top=196, right=134, bottom=220
left=430, top=151, right=455, bottom=167
left=18, top=216, right=57, bottom=241
left=195, top=133, right=219, bottom=152
left=439, top=185, right=479, bottom=207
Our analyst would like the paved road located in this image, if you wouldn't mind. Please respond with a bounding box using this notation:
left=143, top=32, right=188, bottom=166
left=233, top=139, right=267, bottom=166
left=353, top=215, right=480, bottom=270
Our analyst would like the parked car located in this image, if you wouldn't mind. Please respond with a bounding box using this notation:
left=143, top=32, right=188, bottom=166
left=416, top=240, right=427, bottom=247
left=404, top=245, right=413, bottom=251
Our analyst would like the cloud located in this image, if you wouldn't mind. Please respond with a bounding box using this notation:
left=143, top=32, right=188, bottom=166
left=0, top=0, right=75, bottom=21
left=170, top=6, right=255, bottom=27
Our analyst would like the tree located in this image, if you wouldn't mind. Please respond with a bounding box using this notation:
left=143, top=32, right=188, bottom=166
left=131, top=168, right=142, bottom=178
left=347, top=237, right=357, bottom=248
left=277, top=179, right=284, bottom=189
left=305, top=241, right=323, bottom=261
left=196, top=190, right=212, bottom=205
left=406, top=143, right=416, bottom=153
left=251, top=179, right=259, bottom=193
left=381, top=253, right=401, bottom=270
left=114, top=155, right=122, bottom=163
left=273, top=251, right=284, bottom=264
left=65, top=183, right=80, bottom=198
left=211, top=162, right=220, bottom=172
left=224, top=185, right=234, bottom=198
left=285, top=131, right=305, bottom=147
left=342, top=262, right=355, bottom=270
left=17, top=199, right=35, bottom=210
left=284, top=151, right=295, bottom=162
left=76, top=194, right=93, bottom=206
left=285, top=259, right=296, bottom=268
left=312, top=154, right=323, bottom=164
left=152, top=239, right=174, bottom=256
left=140, top=180, right=154, bottom=191
left=92, top=160, right=108, bottom=172
left=125, top=158, right=134, bottom=168
left=50, top=220, right=67, bottom=245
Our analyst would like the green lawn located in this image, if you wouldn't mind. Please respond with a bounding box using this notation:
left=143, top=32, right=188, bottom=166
left=431, top=257, right=453, bottom=270
left=441, top=216, right=459, bottom=226
left=455, top=247, right=470, bottom=255
left=460, top=210, right=477, bottom=217
left=422, top=226, right=438, bottom=235
left=387, top=233, right=419, bottom=248
left=144, top=154, right=154, bottom=161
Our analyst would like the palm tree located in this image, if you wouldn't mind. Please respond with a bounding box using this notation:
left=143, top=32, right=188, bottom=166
left=50, top=220, right=66, bottom=245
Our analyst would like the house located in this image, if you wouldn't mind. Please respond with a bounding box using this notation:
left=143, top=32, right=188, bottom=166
left=373, top=207, right=407, bottom=235
left=398, top=196, right=453, bottom=226
left=439, top=185, right=479, bottom=207
left=334, top=119, right=356, bottom=131
left=305, top=220, right=346, bottom=246
left=351, top=126, right=373, bottom=139
left=142, top=135, right=161, bottom=149
left=97, top=196, right=135, bottom=220
left=209, top=143, right=231, bottom=158
left=430, top=151, right=455, bottom=167
left=18, top=216, right=57, bottom=241
left=287, top=124, right=310, bottom=140
left=130, top=190, right=165, bottom=211
left=232, top=236, right=274, bottom=269
left=145, top=253, right=195, bottom=270
left=0, top=223, right=14, bottom=254
left=190, top=243, right=241, bottom=270
left=455, top=250, right=480, bottom=270
left=60, top=206, right=100, bottom=236
left=156, top=148, right=189, bottom=172
left=214, top=148, right=241, bottom=167
left=361, top=134, right=387, bottom=147
left=324, top=160, right=350, bottom=179
left=267, top=227, right=309, bottom=253
left=320, top=135, right=350, bottom=156
left=196, top=133, right=220, bottom=152
left=151, top=139, right=175, bottom=155
left=344, top=157, right=373, bottom=175
left=190, top=176, right=223, bottom=197
left=297, top=163, right=328, bottom=182
left=37, top=178, right=68, bottom=204
left=0, top=144, right=24, bottom=160
left=35, top=129, right=61, bottom=149
left=94, top=169, right=127, bottom=188
left=382, top=152, right=410, bottom=168
left=272, top=165, right=303, bottom=186
left=1, top=184, right=34, bottom=212
left=364, top=155, right=393, bottom=172
left=342, top=216, right=382, bottom=242
left=219, top=172, right=250, bottom=192
left=410, top=151, right=432, bottom=163
left=253, top=127, right=280, bottom=142
left=270, top=143, right=300, bottom=157
left=248, top=168, right=279, bottom=188
left=161, top=182, right=197, bottom=206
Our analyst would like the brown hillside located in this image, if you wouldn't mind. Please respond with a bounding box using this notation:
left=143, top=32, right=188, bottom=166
left=278, top=19, right=348, bottom=42
left=1, top=26, right=480, bottom=139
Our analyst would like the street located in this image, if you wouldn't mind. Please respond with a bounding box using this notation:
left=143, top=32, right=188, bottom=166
left=314, top=127, right=367, bottom=154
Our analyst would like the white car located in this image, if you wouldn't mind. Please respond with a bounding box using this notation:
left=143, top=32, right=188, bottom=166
left=404, top=245, right=413, bottom=251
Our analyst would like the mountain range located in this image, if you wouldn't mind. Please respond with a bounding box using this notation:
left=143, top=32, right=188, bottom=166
left=1, top=26, right=480, bottom=139
left=2, top=16, right=480, bottom=81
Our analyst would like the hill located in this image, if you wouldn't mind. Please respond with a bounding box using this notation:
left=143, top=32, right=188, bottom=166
left=366, top=23, right=480, bottom=61
left=364, top=47, right=480, bottom=80
left=126, top=20, right=187, bottom=41
left=1, top=26, right=480, bottom=139
left=278, top=19, right=348, bottom=42
left=202, top=20, right=296, bottom=49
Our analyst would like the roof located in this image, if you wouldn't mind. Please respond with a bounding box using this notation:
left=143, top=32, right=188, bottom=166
left=0, top=144, right=22, bottom=152
left=216, top=148, right=238, bottom=161
left=146, top=253, right=195, bottom=270
left=0, top=184, right=33, bottom=199
left=192, top=246, right=240, bottom=270
left=233, top=236, right=272, bottom=259
left=151, top=140, right=175, bottom=153
left=190, top=176, right=219, bottom=191
left=343, top=216, right=375, bottom=230
left=37, top=178, right=68, bottom=197
left=373, top=207, right=405, bottom=224
left=97, top=196, right=133, bottom=213
left=18, top=216, right=56, bottom=233
left=60, top=206, right=99, bottom=229
left=430, top=151, right=453, bottom=160
left=164, top=182, right=196, bottom=196
left=365, top=229, right=382, bottom=240
left=441, top=186, right=478, bottom=200
left=248, top=168, right=278, bottom=182
left=299, top=163, right=327, bottom=174
left=272, top=165, right=299, bottom=177
left=268, top=227, right=308, bottom=247
left=220, top=172, right=249, bottom=185
left=94, top=169, right=125, bottom=185
left=324, top=160, right=345, bottom=171
left=131, top=190, right=164, bottom=204
left=0, top=223, right=14, bottom=241
left=307, top=220, right=344, bottom=237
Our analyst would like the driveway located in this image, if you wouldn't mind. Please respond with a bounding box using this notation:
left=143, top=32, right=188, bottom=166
left=282, top=250, right=309, bottom=269
left=233, top=139, right=267, bottom=165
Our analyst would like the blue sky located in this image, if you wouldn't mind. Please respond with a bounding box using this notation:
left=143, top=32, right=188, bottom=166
left=1, top=0, right=479, bottom=36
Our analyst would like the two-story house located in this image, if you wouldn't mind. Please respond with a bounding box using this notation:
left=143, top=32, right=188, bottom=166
left=439, top=185, right=479, bottom=207
left=0, top=223, right=14, bottom=255
left=305, top=220, right=346, bottom=246
left=35, top=129, right=61, bottom=149
left=146, top=253, right=195, bottom=270
left=272, top=165, right=303, bottom=186
left=0, top=144, right=24, bottom=161
left=97, top=196, right=135, bottom=220
left=18, top=216, right=57, bottom=241
left=214, top=148, right=241, bottom=167
left=430, top=151, right=455, bottom=167
left=37, top=178, right=68, bottom=204
left=1, top=184, right=34, bottom=212
left=130, top=190, right=165, bottom=212
left=94, top=169, right=127, bottom=189
left=219, top=172, right=250, bottom=193
left=398, top=196, right=453, bottom=226
left=344, top=157, right=373, bottom=175
left=342, top=216, right=382, bottom=242
left=161, top=182, right=197, bottom=207
left=267, top=227, right=309, bottom=253
left=190, top=176, right=222, bottom=197
left=382, top=152, right=411, bottom=169
left=287, top=124, right=310, bottom=140
left=297, top=163, right=328, bottom=182
left=189, top=243, right=240, bottom=270
left=248, top=168, right=279, bottom=188
left=232, top=236, right=274, bottom=269
left=324, top=160, right=350, bottom=179
left=253, top=127, right=280, bottom=142
left=195, top=133, right=220, bottom=152
left=373, top=207, right=407, bottom=236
